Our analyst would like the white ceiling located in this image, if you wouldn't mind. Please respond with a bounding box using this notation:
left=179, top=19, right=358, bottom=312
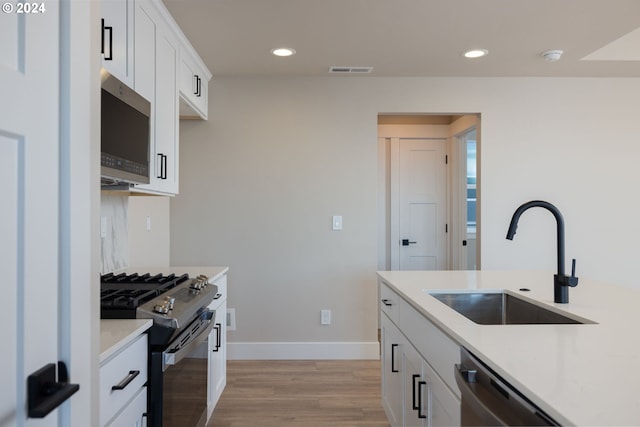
left=162, top=0, right=640, bottom=78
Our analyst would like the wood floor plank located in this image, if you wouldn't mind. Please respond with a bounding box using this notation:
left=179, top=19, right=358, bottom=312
left=207, top=360, right=390, bottom=427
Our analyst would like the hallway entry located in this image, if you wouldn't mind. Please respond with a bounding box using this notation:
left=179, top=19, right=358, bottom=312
left=377, top=114, right=481, bottom=271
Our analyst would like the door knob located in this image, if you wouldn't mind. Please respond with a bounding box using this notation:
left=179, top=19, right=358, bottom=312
left=401, top=239, right=417, bottom=246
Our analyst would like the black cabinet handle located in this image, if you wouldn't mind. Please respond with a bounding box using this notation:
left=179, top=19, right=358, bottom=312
left=157, top=153, right=167, bottom=180
left=193, top=74, right=199, bottom=96
left=381, top=299, right=392, bottom=307
left=112, top=370, right=140, bottom=391
left=101, top=19, right=113, bottom=61
left=28, top=362, right=79, bottom=418
left=391, top=344, right=398, bottom=373
left=212, top=323, right=222, bottom=352
left=417, top=380, right=427, bottom=419
left=196, top=75, right=202, bottom=97
left=412, top=374, right=420, bottom=410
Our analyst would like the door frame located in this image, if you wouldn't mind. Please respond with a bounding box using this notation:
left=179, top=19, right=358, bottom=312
left=449, top=117, right=481, bottom=270
left=377, top=115, right=481, bottom=271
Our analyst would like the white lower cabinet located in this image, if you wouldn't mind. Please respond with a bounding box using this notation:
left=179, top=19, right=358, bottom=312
left=207, top=273, right=228, bottom=420
left=100, top=333, right=148, bottom=427
left=107, top=387, right=147, bottom=427
left=381, top=314, right=404, bottom=427
left=380, top=282, right=461, bottom=427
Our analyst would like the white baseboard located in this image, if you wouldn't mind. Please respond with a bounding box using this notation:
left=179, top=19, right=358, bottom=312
left=227, top=341, right=380, bottom=360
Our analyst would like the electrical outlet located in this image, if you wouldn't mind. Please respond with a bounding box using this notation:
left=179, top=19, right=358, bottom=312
left=226, top=308, right=236, bottom=331
left=320, top=309, right=331, bottom=325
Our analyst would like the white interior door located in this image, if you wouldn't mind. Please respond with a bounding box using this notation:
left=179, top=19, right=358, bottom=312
left=0, top=5, right=69, bottom=426
left=391, top=138, right=447, bottom=270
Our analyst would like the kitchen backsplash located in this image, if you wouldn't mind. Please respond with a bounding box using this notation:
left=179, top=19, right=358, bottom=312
left=100, top=192, right=129, bottom=274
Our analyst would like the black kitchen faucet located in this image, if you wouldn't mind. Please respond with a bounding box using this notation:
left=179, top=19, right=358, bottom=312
left=506, top=200, right=579, bottom=304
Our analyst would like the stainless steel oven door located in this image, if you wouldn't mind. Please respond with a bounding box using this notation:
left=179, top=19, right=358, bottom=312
left=162, top=308, right=215, bottom=427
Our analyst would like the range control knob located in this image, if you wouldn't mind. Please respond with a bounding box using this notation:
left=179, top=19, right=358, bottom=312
left=190, top=278, right=206, bottom=291
left=153, top=303, right=170, bottom=314
left=164, top=296, right=175, bottom=310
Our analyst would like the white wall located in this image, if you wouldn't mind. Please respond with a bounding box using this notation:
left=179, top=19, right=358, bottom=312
left=100, top=193, right=171, bottom=273
left=128, top=196, right=171, bottom=267
left=170, top=76, right=640, bottom=354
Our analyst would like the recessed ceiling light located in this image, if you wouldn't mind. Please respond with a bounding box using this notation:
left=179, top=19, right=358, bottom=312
left=464, top=49, right=489, bottom=59
left=271, top=47, right=296, bottom=57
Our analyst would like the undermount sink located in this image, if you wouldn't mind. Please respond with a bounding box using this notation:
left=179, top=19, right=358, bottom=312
left=428, top=291, right=591, bottom=325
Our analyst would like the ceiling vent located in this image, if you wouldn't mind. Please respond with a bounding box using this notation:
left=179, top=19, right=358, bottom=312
left=329, top=66, right=374, bottom=74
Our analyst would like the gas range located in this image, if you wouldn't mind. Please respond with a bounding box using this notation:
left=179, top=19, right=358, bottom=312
left=100, top=272, right=219, bottom=331
left=101, top=271, right=221, bottom=427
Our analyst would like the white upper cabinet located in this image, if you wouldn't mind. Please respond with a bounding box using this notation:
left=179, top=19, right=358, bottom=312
left=100, top=0, right=211, bottom=195
left=133, top=0, right=180, bottom=195
left=179, top=46, right=211, bottom=120
left=100, top=0, right=135, bottom=86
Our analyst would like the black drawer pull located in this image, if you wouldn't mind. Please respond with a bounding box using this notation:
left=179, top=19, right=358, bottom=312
left=418, top=380, right=427, bottom=419
left=112, top=370, right=140, bottom=391
left=391, top=344, right=399, bottom=373
left=381, top=299, right=392, bottom=307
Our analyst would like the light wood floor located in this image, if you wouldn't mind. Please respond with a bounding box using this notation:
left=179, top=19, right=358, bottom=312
left=207, top=360, right=391, bottom=427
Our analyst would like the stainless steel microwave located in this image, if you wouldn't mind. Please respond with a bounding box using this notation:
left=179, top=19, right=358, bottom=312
left=100, top=69, right=151, bottom=185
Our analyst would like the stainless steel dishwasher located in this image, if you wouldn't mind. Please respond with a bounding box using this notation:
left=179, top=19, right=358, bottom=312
left=455, top=348, right=560, bottom=426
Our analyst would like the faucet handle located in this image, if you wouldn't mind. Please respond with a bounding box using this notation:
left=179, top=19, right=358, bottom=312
left=568, top=258, right=579, bottom=287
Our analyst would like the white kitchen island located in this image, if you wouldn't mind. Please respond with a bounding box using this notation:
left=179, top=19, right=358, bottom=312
left=377, top=270, right=640, bottom=426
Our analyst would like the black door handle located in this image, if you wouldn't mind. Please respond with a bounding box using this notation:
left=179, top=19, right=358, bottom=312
left=28, top=361, right=79, bottom=418
left=101, top=19, right=113, bottom=61
left=401, top=239, right=417, bottom=246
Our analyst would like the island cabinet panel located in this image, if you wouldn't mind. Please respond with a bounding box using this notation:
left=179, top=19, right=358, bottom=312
left=399, top=296, right=460, bottom=398
left=381, top=313, right=404, bottom=427
left=379, top=281, right=461, bottom=427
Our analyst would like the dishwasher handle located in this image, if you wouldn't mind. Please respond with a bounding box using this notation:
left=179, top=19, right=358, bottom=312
left=454, top=362, right=558, bottom=426
left=455, top=364, right=506, bottom=426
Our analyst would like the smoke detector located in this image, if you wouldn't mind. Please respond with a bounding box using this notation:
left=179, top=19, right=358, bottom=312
left=542, top=50, right=563, bottom=62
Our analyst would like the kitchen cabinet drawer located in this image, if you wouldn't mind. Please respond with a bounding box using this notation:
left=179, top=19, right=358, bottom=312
left=106, top=386, right=147, bottom=427
left=399, top=297, right=460, bottom=398
left=380, top=282, right=401, bottom=325
left=100, top=333, right=148, bottom=427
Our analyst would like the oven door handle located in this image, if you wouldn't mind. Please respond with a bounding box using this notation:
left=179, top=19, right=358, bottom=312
left=162, top=309, right=216, bottom=370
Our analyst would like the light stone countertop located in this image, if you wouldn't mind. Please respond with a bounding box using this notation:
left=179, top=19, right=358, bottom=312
left=377, top=270, right=640, bottom=426
left=100, top=266, right=229, bottom=363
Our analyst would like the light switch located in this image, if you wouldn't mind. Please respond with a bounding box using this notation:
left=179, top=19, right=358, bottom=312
left=332, top=215, right=343, bottom=231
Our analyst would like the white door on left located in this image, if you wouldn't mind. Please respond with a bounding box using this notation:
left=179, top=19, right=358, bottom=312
left=0, top=3, right=75, bottom=426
